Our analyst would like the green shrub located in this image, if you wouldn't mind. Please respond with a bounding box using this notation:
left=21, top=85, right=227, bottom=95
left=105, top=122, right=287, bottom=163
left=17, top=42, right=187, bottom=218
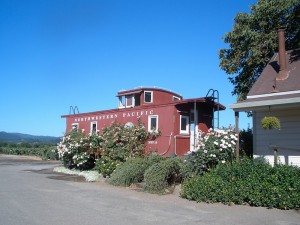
left=94, top=156, right=120, bottom=178
left=181, top=158, right=300, bottom=209
left=108, top=157, right=146, bottom=186
left=0, top=142, right=59, bottom=160
left=239, top=128, right=253, bottom=157
left=144, top=157, right=183, bottom=194
left=41, top=147, right=59, bottom=160
left=180, top=152, right=208, bottom=180
left=109, top=153, right=165, bottom=186
left=145, top=153, right=166, bottom=164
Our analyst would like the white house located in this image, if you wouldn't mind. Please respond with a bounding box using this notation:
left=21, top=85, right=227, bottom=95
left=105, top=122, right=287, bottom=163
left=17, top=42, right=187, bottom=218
left=230, top=29, right=300, bottom=166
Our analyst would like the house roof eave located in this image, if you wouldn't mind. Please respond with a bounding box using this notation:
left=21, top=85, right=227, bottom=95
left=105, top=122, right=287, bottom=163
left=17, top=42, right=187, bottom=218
left=230, top=96, right=300, bottom=112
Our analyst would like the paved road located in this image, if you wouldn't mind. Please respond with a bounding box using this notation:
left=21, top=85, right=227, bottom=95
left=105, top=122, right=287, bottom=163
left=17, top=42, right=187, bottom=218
left=0, top=155, right=299, bottom=225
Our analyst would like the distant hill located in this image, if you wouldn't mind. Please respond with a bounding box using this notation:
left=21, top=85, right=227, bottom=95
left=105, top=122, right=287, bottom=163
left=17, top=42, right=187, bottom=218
left=0, top=131, right=60, bottom=143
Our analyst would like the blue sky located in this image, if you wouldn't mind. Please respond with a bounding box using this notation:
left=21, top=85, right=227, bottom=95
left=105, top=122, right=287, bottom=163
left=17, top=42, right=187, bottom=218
left=0, top=0, right=256, bottom=137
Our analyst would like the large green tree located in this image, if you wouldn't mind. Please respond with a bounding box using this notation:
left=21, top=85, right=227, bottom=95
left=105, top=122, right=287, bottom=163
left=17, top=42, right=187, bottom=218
left=220, top=0, right=300, bottom=101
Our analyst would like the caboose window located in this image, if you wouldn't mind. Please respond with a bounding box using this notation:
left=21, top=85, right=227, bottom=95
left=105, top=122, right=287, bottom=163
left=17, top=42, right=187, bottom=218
left=126, top=95, right=134, bottom=107
left=148, top=115, right=158, bottom=132
left=144, top=91, right=153, bottom=103
left=119, top=96, right=125, bottom=108
left=134, top=93, right=140, bottom=106
left=90, top=122, right=97, bottom=134
left=173, top=96, right=181, bottom=101
left=72, top=123, right=79, bottom=132
left=180, top=116, right=189, bottom=134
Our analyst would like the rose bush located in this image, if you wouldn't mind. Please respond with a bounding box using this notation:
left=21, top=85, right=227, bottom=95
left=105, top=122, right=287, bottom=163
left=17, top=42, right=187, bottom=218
left=181, top=128, right=238, bottom=180
left=57, top=119, right=159, bottom=176
left=92, top=120, right=153, bottom=177
left=57, top=129, right=95, bottom=170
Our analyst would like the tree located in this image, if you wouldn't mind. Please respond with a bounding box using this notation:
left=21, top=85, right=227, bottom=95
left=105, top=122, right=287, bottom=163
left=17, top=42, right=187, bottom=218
left=219, top=0, right=300, bottom=101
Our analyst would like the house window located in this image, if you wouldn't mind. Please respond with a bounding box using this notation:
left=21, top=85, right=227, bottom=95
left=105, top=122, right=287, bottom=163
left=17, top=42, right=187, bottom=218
left=180, top=115, right=189, bottom=134
left=173, top=96, right=181, bottom=101
left=119, top=96, right=125, bottom=108
left=90, top=122, right=97, bottom=134
left=148, top=115, right=158, bottom=132
left=72, top=123, right=79, bottom=132
left=144, top=91, right=153, bottom=103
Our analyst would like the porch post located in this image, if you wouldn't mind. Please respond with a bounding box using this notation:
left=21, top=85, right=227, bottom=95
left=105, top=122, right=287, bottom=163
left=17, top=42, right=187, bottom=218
left=194, top=100, right=197, bottom=149
left=235, top=111, right=240, bottom=160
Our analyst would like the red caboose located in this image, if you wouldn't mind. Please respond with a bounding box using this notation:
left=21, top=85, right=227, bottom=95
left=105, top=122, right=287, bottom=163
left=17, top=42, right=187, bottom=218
left=61, top=87, right=225, bottom=156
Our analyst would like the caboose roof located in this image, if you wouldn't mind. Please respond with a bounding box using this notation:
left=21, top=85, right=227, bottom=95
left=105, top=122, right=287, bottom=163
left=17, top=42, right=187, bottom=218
left=116, top=87, right=182, bottom=99
left=62, top=97, right=225, bottom=118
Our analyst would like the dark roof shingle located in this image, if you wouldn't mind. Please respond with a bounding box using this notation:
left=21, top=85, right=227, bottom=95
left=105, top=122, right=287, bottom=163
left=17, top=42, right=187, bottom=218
left=248, top=49, right=300, bottom=96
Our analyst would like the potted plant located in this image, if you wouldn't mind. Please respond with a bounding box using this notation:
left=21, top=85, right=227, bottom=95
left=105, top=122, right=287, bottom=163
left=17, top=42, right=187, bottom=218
left=261, top=116, right=281, bottom=130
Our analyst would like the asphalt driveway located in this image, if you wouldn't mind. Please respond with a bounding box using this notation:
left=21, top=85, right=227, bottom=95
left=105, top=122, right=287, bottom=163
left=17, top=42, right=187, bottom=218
left=0, top=155, right=299, bottom=225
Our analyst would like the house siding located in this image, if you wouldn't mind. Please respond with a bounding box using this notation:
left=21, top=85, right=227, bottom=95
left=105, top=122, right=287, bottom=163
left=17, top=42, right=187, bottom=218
left=253, top=106, right=300, bottom=166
